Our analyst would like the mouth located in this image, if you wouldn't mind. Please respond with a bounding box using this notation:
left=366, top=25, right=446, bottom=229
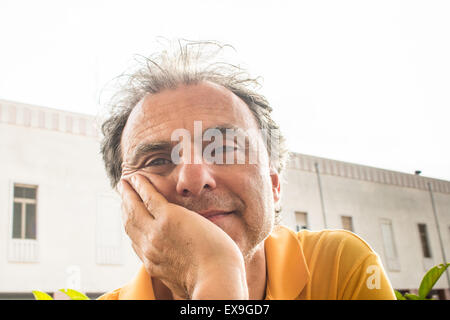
left=198, top=210, right=235, bottom=222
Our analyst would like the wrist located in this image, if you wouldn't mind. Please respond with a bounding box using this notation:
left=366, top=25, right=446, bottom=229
left=191, top=263, right=248, bottom=300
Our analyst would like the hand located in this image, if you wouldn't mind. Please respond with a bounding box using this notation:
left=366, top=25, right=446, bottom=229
left=119, top=173, right=249, bottom=299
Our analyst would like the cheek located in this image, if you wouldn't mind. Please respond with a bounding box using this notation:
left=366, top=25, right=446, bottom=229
left=234, top=165, right=272, bottom=209
left=135, top=171, right=176, bottom=200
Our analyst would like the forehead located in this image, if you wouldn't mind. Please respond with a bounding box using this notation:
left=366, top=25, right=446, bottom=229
left=121, top=81, right=259, bottom=154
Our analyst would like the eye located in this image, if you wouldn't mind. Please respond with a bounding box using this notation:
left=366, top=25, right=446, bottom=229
left=145, top=158, right=172, bottom=167
left=213, top=145, right=237, bottom=155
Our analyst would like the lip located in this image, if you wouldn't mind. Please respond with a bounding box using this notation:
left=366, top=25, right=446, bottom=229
left=197, top=210, right=235, bottom=219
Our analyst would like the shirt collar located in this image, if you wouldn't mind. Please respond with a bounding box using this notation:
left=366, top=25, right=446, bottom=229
left=119, top=225, right=310, bottom=300
left=264, top=225, right=310, bottom=299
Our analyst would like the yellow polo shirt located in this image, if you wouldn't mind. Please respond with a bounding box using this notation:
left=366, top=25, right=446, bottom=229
left=97, top=225, right=396, bottom=300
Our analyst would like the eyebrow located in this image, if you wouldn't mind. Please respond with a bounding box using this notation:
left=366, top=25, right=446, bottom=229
left=127, top=141, right=173, bottom=167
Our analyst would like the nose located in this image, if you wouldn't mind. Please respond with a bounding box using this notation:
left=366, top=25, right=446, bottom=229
left=175, top=163, right=217, bottom=197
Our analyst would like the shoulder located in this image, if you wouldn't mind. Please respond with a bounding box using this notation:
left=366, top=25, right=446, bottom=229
left=296, top=229, right=394, bottom=299
left=297, top=228, right=380, bottom=278
left=297, top=228, right=375, bottom=257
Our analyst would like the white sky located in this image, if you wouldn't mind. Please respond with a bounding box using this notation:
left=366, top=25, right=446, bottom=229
left=1, top=0, right=449, bottom=181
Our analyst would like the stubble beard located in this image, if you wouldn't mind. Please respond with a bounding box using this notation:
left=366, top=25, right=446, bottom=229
left=239, top=207, right=274, bottom=263
left=238, top=188, right=275, bottom=263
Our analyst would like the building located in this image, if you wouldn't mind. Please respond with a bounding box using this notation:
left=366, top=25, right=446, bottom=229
left=282, top=153, right=450, bottom=299
left=1, top=99, right=449, bottom=299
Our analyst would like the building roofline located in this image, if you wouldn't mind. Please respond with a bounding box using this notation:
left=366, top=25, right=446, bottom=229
left=287, top=151, right=450, bottom=193
left=0, top=98, right=97, bottom=119
left=0, top=98, right=99, bottom=138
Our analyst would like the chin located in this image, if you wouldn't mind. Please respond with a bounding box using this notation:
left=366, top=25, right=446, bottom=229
left=235, top=228, right=270, bottom=262
left=211, top=209, right=272, bottom=261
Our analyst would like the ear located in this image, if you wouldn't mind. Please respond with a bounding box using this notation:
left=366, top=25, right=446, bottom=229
left=270, top=166, right=281, bottom=203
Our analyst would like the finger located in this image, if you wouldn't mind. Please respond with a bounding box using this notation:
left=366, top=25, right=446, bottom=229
left=119, top=178, right=155, bottom=245
left=119, top=178, right=146, bottom=209
left=127, top=174, right=168, bottom=219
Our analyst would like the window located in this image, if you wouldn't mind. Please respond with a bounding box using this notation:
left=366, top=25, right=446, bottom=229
left=341, top=216, right=354, bottom=232
left=418, top=224, right=432, bottom=258
left=12, top=185, right=37, bottom=239
left=295, top=211, right=308, bottom=231
left=380, top=219, right=400, bottom=271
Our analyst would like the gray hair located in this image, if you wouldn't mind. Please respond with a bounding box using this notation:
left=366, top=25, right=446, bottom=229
left=100, top=40, right=289, bottom=219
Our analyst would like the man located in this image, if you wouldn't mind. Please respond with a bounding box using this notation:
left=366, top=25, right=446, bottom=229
left=97, top=41, right=396, bottom=300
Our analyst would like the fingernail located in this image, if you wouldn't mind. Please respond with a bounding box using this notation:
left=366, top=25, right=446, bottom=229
left=131, top=175, right=137, bottom=184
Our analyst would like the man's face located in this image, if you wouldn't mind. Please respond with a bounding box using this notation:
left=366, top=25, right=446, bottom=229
left=120, top=81, right=280, bottom=259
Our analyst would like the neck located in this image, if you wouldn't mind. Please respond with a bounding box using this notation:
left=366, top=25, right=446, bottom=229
left=152, top=242, right=267, bottom=300
left=244, top=241, right=267, bottom=300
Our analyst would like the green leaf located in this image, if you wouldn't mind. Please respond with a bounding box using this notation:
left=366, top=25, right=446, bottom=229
left=404, top=293, right=421, bottom=300
left=32, top=290, right=53, bottom=300
left=394, top=290, right=406, bottom=300
left=59, top=288, right=90, bottom=300
left=418, top=263, right=450, bottom=299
